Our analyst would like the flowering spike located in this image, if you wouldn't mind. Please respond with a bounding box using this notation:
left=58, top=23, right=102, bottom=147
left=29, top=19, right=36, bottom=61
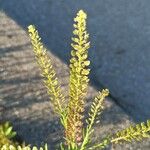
left=28, top=25, right=65, bottom=116
left=65, top=10, right=90, bottom=145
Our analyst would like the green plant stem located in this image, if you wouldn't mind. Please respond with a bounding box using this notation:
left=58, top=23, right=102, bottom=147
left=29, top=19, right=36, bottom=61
left=80, top=97, right=104, bottom=150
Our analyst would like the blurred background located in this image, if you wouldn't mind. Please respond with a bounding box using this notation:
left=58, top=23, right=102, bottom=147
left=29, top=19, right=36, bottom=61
left=0, top=0, right=150, bottom=149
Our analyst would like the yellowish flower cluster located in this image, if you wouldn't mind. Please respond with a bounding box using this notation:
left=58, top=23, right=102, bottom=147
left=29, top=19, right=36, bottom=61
left=66, top=10, right=91, bottom=145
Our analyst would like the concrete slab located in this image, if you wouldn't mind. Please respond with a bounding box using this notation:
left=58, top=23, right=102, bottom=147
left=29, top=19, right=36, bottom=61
left=1, top=10, right=150, bottom=150
left=0, top=11, right=134, bottom=149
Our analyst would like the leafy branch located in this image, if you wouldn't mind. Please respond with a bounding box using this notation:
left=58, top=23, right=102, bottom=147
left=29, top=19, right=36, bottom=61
left=80, top=89, right=109, bottom=150
left=111, top=120, right=150, bottom=144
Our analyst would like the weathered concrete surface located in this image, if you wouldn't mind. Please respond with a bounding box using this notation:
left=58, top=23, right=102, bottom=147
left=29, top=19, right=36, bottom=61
left=1, top=11, right=148, bottom=150
left=1, top=0, right=150, bottom=121
left=1, top=1, right=150, bottom=148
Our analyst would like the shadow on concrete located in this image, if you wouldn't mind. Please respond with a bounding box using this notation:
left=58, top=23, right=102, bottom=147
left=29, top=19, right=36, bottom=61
left=0, top=0, right=134, bottom=116
left=2, top=0, right=150, bottom=148
left=0, top=43, right=129, bottom=147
